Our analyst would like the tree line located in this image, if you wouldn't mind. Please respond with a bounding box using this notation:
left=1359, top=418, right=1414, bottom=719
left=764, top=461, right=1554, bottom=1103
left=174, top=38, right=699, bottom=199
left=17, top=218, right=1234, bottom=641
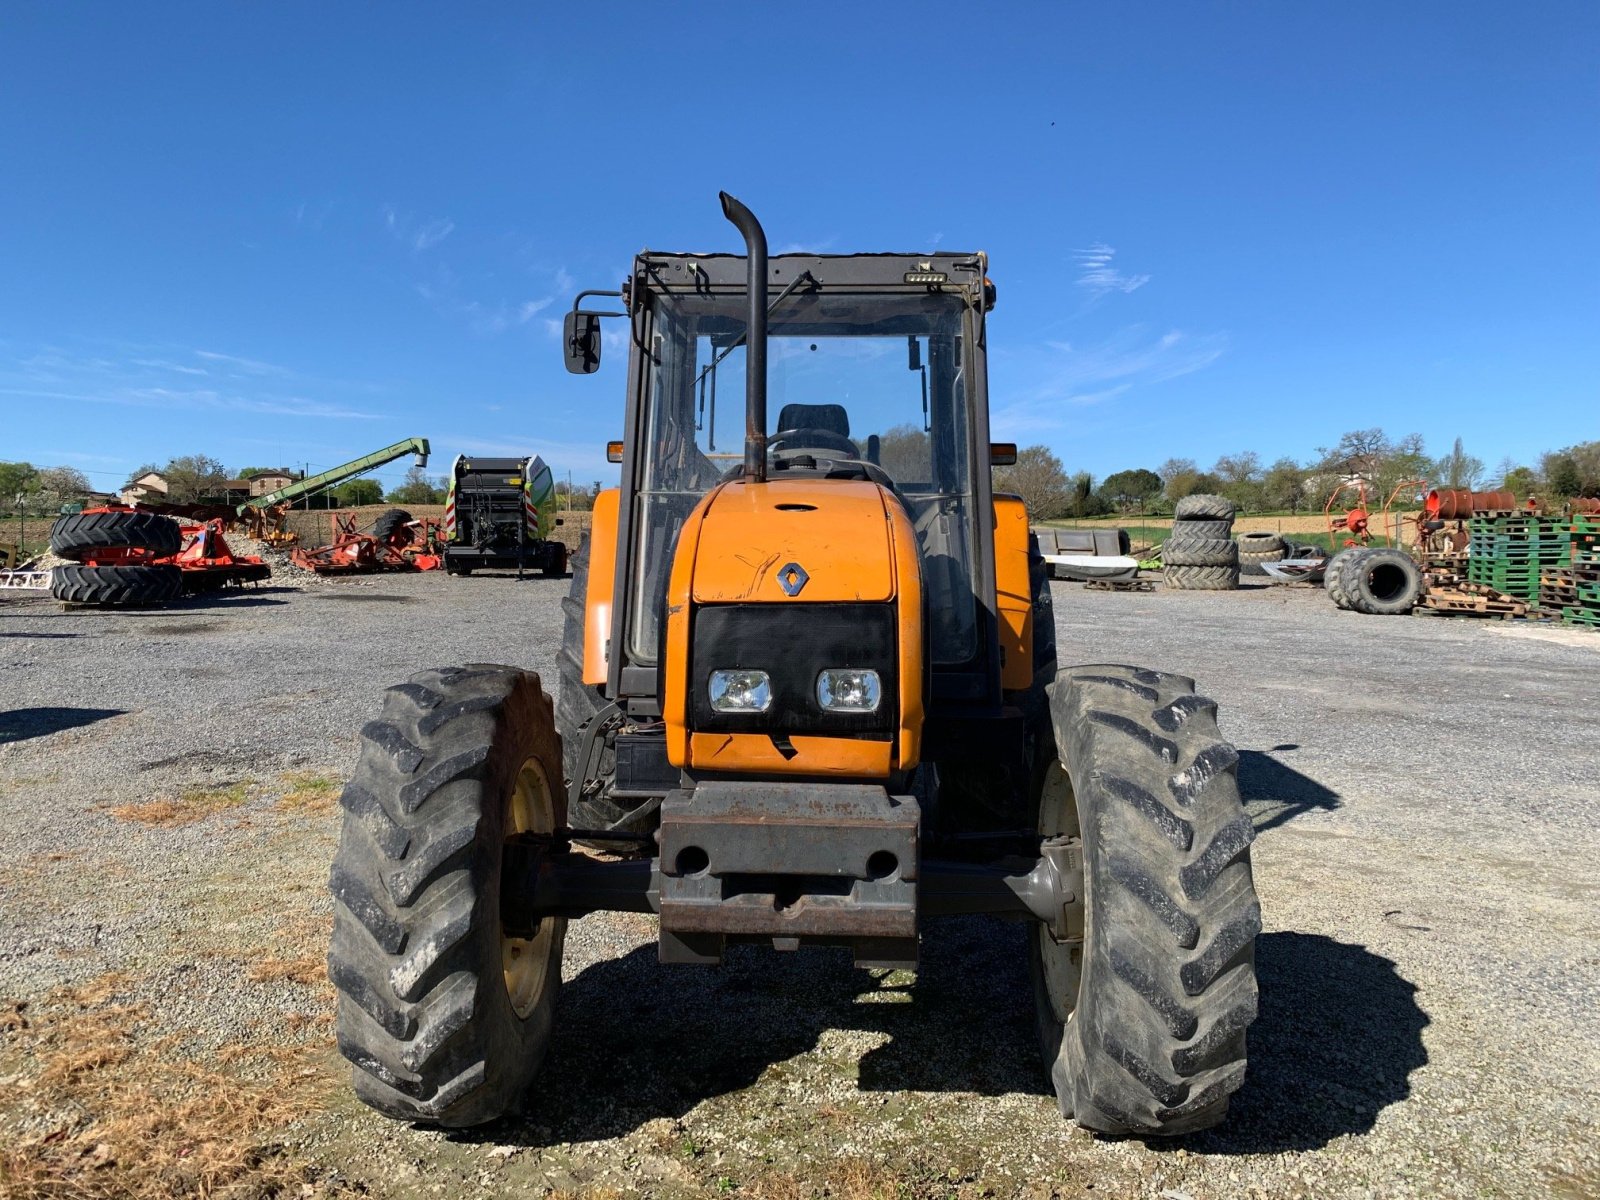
left=0, top=455, right=610, bottom=515
left=995, top=429, right=1600, bottom=522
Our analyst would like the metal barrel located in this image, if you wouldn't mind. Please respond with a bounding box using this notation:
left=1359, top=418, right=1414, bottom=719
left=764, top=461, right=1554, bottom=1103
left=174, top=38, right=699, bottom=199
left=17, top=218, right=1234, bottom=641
left=1425, top=489, right=1515, bottom=519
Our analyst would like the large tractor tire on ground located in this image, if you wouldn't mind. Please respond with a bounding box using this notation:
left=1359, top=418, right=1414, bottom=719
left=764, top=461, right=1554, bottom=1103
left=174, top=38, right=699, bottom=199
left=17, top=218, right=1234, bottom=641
left=328, top=664, right=567, bottom=1127
left=1345, top=547, right=1424, bottom=615
left=50, top=563, right=182, bottom=606
left=1235, top=532, right=1284, bottom=555
left=50, top=510, right=182, bottom=560
left=1034, top=665, right=1259, bottom=1136
left=1161, top=538, right=1239, bottom=569
left=1173, top=494, right=1237, bottom=522
left=1165, top=518, right=1231, bottom=541
left=1323, top=547, right=1362, bottom=608
left=1238, top=547, right=1289, bottom=576
left=556, top=537, right=647, bottom=838
left=1162, top=564, right=1239, bottom=591
left=372, top=508, right=414, bottom=546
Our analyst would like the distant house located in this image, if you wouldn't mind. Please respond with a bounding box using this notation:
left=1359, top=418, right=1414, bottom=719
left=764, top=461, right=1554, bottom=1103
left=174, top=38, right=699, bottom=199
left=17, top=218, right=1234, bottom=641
left=220, top=470, right=298, bottom=502
left=119, top=472, right=169, bottom=505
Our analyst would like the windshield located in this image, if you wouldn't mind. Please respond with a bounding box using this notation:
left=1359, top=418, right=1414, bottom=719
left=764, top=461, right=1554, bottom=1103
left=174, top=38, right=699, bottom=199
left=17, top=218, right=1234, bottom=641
left=630, top=287, right=978, bottom=665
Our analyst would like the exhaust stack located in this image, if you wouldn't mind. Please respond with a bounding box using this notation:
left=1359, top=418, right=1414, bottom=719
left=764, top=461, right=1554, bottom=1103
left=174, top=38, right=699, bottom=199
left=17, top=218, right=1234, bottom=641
left=719, top=192, right=768, bottom=483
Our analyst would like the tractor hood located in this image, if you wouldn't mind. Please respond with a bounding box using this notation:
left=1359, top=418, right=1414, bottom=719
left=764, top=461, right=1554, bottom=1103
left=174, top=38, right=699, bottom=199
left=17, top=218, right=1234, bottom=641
left=686, top=478, right=900, bottom=604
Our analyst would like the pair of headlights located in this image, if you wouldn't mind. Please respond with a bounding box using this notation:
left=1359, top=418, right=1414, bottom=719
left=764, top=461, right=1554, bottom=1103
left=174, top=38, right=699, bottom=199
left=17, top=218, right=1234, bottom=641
left=708, top=668, right=882, bottom=714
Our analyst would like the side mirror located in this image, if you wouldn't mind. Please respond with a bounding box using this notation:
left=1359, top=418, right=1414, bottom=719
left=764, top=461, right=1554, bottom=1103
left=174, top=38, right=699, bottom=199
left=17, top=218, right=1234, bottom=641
left=564, top=311, right=602, bottom=374
left=990, top=443, right=1018, bottom=467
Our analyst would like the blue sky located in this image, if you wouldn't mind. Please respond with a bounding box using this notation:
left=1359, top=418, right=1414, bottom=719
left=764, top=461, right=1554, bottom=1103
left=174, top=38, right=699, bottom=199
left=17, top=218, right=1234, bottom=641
left=2, top=3, right=1596, bottom=494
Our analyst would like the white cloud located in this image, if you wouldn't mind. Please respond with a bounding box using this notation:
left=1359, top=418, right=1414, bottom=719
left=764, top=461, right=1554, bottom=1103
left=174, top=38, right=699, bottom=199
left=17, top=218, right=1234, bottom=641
left=990, top=326, right=1227, bottom=436
left=412, top=218, right=455, bottom=252
left=416, top=285, right=553, bottom=336
left=381, top=204, right=455, bottom=252
left=1074, top=242, right=1150, bottom=297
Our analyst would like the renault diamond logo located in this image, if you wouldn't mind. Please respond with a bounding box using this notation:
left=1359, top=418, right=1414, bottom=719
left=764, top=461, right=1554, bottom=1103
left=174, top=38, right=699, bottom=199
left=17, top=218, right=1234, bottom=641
left=777, top=562, right=809, bottom=597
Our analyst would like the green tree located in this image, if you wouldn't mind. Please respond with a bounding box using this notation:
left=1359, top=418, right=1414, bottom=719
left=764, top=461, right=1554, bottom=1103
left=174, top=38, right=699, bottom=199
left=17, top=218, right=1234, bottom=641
left=1503, top=465, right=1539, bottom=498
left=1544, top=453, right=1581, bottom=497
left=1262, top=457, right=1309, bottom=512
left=161, top=454, right=229, bottom=503
left=0, top=461, right=39, bottom=501
left=1213, top=451, right=1264, bottom=512
left=1432, top=437, right=1485, bottom=490
left=1098, top=468, right=1163, bottom=511
left=335, top=479, right=384, bottom=507
left=387, top=464, right=445, bottom=505
left=1065, top=471, right=1109, bottom=518
left=994, top=444, right=1070, bottom=520
left=1157, top=457, right=1200, bottom=505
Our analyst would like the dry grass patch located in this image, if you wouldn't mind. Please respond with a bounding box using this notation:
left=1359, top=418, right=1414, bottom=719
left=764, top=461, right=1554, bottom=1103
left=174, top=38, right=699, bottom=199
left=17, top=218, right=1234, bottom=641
left=248, top=955, right=326, bottom=987
left=0, top=971, right=339, bottom=1200
left=108, top=781, right=253, bottom=827
left=275, top=772, right=341, bottom=815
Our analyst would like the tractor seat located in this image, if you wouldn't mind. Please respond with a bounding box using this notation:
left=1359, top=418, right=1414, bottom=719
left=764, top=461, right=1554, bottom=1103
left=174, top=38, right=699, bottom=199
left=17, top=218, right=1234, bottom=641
left=775, top=403, right=850, bottom=439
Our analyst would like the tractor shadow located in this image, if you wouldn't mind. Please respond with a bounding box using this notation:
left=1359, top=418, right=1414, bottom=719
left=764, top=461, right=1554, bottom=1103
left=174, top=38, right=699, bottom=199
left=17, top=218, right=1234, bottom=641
left=468, top=923, right=1425, bottom=1155
left=1238, top=745, right=1342, bottom=833
left=0, top=706, right=127, bottom=745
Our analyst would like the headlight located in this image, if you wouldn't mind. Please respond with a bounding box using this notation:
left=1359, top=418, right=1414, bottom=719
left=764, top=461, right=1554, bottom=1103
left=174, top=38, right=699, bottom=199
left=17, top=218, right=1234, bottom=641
left=708, top=669, right=772, bottom=713
left=816, top=668, right=882, bottom=713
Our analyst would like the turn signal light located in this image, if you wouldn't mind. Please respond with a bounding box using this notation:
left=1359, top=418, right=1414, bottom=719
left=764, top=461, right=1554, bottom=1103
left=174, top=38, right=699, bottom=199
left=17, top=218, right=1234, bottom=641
left=606, top=441, right=624, bottom=463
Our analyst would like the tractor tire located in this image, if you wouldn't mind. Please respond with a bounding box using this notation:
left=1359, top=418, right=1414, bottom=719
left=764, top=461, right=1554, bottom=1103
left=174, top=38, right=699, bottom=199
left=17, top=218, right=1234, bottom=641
left=50, top=564, right=182, bottom=606
left=557, top=537, right=644, bottom=838
left=541, top=542, right=569, bottom=579
left=1235, top=532, right=1283, bottom=554
left=1162, top=564, right=1239, bottom=591
left=1324, top=548, right=1368, bottom=610
left=1345, top=547, right=1423, bottom=615
left=1034, top=665, right=1259, bottom=1136
left=1161, top=538, right=1239, bottom=568
left=1165, top=518, right=1231, bottom=541
left=1173, top=494, right=1236, bottom=522
left=1238, top=547, right=1289, bottom=577
left=372, top=509, right=414, bottom=546
left=50, top=510, right=182, bottom=560
left=328, top=664, right=567, bottom=1127
left=1331, top=553, right=1382, bottom=614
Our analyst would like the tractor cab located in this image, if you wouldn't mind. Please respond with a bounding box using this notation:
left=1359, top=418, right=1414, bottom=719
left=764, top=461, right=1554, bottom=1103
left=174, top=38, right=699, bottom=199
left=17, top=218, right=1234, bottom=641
left=568, top=233, right=1016, bottom=751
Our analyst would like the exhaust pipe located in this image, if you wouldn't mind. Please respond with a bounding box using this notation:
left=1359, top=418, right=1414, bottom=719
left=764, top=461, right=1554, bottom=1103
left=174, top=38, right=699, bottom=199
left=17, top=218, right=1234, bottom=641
left=719, top=192, right=768, bottom=483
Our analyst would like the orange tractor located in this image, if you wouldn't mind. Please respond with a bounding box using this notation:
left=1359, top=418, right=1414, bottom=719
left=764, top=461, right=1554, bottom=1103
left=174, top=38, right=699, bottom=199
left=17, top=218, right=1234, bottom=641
left=328, top=195, right=1260, bottom=1136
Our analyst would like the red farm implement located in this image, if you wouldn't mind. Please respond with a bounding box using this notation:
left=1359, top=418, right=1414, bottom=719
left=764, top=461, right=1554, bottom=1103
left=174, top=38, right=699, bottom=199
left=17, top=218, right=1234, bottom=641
left=289, top=511, right=443, bottom=575
left=46, top=507, right=271, bottom=606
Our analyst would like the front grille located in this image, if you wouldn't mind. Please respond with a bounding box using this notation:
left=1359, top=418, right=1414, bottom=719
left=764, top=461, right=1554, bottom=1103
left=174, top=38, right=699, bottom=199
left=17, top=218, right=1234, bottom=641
left=688, top=603, right=896, bottom=736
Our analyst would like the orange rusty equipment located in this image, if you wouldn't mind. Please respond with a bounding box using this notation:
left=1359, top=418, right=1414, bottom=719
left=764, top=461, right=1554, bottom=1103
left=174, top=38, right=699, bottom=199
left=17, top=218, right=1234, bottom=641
left=1325, top=479, right=1429, bottom=549
left=1424, top=489, right=1517, bottom=520
left=290, top=512, right=444, bottom=575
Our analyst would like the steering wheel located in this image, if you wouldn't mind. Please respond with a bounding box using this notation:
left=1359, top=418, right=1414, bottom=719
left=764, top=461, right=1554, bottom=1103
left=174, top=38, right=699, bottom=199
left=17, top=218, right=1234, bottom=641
left=768, top=427, right=858, bottom=456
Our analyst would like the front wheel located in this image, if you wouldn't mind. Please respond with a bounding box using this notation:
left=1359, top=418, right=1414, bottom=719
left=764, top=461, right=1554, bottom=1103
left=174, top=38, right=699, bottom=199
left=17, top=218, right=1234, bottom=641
left=1033, top=664, right=1260, bottom=1136
left=328, top=664, right=566, bottom=1127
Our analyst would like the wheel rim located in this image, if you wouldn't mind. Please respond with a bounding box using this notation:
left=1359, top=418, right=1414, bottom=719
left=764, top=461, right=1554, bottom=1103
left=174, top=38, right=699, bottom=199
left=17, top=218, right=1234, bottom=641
left=1036, top=760, right=1085, bottom=1027
left=502, top=755, right=556, bottom=1019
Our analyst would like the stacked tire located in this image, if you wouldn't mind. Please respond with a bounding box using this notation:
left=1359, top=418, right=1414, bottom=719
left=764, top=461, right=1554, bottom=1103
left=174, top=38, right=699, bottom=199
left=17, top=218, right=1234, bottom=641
left=1163, top=494, right=1239, bottom=590
left=48, top=510, right=184, bottom=607
left=1236, top=531, right=1289, bottom=576
left=1324, top=546, right=1424, bottom=615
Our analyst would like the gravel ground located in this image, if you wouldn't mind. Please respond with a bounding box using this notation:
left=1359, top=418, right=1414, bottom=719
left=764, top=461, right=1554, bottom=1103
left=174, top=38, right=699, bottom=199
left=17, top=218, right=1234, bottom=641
left=1, top=572, right=1598, bottom=1199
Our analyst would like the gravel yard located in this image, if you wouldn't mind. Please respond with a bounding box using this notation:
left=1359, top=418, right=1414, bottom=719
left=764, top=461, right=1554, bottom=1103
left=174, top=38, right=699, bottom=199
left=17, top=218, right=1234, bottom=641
left=2, top=572, right=1597, bottom=1199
